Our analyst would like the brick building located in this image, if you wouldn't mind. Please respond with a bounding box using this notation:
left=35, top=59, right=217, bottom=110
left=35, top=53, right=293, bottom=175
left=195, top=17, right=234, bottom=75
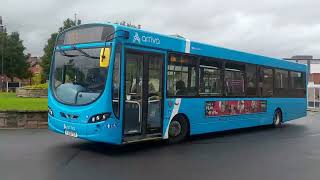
left=309, top=73, right=320, bottom=84
left=0, top=55, right=42, bottom=90
left=27, top=55, right=42, bottom=75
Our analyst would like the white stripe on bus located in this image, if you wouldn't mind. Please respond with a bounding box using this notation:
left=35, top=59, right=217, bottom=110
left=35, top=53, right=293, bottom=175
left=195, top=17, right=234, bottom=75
left=185, top=39, right=191, bottom=53
left=164, top=98, right=182, bottom=139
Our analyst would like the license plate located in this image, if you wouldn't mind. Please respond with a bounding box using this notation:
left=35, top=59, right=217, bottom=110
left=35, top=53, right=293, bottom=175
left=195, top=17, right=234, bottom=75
left=64, top=130, right=78, bottom=138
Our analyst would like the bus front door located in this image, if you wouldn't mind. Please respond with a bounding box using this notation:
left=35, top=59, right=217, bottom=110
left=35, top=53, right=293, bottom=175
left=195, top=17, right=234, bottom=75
left=123, top=50, right=164, bottom=139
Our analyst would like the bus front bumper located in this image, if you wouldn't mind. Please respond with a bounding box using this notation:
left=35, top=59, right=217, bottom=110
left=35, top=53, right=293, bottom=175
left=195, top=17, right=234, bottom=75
left=48, top=116, right=121, bottom=145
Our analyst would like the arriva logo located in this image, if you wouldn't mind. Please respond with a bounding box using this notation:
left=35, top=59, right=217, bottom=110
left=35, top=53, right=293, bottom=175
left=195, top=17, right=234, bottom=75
left=133, top=32, right=141, bottom=43
left=133, top=32, right=160, bottom=45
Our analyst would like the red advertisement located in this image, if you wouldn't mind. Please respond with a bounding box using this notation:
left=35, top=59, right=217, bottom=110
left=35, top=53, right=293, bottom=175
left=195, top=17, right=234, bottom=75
left=205, top=100, right=267, bottom=117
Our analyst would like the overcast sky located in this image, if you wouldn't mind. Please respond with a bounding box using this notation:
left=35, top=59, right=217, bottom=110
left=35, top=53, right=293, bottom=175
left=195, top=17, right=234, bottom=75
left=1, top=0, right=320, bottom=59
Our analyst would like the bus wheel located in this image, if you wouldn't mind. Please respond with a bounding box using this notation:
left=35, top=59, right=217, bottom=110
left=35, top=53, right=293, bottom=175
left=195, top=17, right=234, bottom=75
left=168, top=116, right=188, bottom=144
left=273, top=109, right=282, bottom=128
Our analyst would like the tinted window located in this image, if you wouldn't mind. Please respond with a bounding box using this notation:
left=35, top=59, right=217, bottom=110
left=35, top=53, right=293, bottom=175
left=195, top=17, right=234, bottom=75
left=246, top=65, right=257, bottom=96
left=166, top=52, right=305, bottom=98
left=225, top=63, right=245, bottom=96
left=260, top=67, right=273, bottom=97
left=290, top=71, right=305, bottom=89
left=112, top=45, right=121, bottom=117
left=168, top=54, right=197, bottom=96
left=125, top=54, right=143, bottom=97
left=275, top=69, right=289, bottom=97
left=148, top=54, right=163, bottom=96
left=290, top=71, right=306, bottom=98
left=275, top=69, right=289, bottom=89
left=199, top=57, right=222, bottom=96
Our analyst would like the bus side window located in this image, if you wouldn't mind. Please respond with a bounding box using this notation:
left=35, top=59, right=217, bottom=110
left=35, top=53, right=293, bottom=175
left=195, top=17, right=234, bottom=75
left=199, top=57, right=222, bottom=96
left=290, top=71, right=306, bottom=98
left=224, top=62, right=245, bottom=96
left=261, top=67, right=273, bottom=97
left=274, top=69, right=289, bottom=97
left=167, top=54, right=197, bottom=97
left=246, top=64, right=258, bottom=96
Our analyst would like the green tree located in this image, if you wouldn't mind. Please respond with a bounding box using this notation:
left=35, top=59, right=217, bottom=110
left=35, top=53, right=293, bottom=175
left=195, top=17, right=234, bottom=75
left=0, top=32, right=5, bottom=76
left=41, top=18, right=81, bottom=82
left=40, top=32, right=58, bottom=82
left=0, top=32, right=31, bottom=82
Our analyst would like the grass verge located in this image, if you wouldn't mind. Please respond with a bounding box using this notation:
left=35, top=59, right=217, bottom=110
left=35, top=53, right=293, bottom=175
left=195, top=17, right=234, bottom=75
left=0, top=92, right=47, bottom=111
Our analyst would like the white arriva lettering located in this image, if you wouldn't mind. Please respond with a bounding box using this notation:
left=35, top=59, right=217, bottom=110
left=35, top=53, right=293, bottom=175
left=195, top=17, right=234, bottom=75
left=142, top=36, right=160, bottom=44
left=132, top=32, right=160, bottom=45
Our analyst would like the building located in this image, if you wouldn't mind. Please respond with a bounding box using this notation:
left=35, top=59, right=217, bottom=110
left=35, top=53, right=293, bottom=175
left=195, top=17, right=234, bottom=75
left=0, top=54, right=42, bottom=91
left=26, top=54, right=43, bottom=85
left=310, top=73, right=320, bottom=84
left=27, top=55, right=42, bottom=75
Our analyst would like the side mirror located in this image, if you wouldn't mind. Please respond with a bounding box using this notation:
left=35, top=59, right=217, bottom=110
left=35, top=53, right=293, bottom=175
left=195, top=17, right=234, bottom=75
left=100, top=48, right=110, bottom=68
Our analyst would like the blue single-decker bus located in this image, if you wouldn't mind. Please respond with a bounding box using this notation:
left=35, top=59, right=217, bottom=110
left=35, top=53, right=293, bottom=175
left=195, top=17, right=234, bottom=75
left=48, top=23, right=307, bottom=144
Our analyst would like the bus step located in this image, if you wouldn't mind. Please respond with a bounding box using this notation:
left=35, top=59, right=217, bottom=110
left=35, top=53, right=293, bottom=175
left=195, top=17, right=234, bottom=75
left=123, top=133, right=162, bottom=144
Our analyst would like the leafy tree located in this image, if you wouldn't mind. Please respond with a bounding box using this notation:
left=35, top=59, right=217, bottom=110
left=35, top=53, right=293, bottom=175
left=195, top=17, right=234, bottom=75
left=40, top=32, right=58, bottom=82
left=41, top=18, right=81, bottom=82
left=31, top=73, right=42, bottom=85
left=0, top=32, right=31, bottom=82
left=0, top=32, right=6, bottom=81
left=0, top=32, right=5, bottom=74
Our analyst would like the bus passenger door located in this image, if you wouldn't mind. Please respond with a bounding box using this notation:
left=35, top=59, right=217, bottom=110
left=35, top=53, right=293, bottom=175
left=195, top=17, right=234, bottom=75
left=123, top=50, right=164, bottom=138
left=145, top=54, right=163, bottom=134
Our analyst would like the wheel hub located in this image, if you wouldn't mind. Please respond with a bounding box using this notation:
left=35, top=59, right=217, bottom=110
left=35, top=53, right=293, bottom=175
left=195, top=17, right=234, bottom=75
left=275, top=112, right=280, bottom=125
left=169, top=121, right=182, bottom=137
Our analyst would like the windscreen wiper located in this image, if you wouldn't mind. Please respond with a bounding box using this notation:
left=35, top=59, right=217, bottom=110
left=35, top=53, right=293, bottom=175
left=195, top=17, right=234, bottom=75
left=59, top=50, right=79, bottom=57
left=104, top=30, right=129, bottom=43
left=72, top=45, right=99, bottom=59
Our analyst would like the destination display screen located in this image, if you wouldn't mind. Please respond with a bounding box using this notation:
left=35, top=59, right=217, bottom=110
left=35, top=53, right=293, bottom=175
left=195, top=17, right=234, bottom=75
left=57, top=25, right=114, bottom=45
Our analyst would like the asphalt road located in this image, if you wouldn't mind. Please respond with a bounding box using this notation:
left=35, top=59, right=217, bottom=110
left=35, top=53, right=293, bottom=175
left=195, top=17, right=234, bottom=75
left=1, top=112, right=320, bottom=180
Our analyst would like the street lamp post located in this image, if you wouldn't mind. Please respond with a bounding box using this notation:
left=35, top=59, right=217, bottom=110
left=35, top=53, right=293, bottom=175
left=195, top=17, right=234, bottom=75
left=1, top=24, right=6, bottom=92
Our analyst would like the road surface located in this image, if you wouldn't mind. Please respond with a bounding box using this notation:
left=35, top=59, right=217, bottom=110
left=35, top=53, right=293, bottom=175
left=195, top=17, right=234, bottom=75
left=0, top=112, right=320, bottom=180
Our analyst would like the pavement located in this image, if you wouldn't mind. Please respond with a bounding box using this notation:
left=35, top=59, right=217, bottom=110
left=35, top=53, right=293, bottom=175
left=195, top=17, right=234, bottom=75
left=1, top=112, right=320, bottom=180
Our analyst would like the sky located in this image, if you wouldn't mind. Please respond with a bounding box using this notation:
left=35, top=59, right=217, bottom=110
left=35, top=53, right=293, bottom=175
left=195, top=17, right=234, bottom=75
left=1, top=0, right=320, bottom=60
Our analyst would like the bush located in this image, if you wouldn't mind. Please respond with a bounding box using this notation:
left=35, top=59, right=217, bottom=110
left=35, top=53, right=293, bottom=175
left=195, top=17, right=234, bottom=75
left=24, top=83, right=48, bottom=90
left=31, top=73, right=42, bottom=85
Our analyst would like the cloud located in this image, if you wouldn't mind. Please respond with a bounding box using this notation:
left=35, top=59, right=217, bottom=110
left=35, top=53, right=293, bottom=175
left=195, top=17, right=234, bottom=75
left=1, top=0, right=319, bottom=59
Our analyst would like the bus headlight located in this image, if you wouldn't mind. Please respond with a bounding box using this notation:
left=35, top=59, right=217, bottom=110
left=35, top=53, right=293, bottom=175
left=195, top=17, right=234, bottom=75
left=48, top=107, right=54, bottom=117
left=88, top=113, right=111, bottom=123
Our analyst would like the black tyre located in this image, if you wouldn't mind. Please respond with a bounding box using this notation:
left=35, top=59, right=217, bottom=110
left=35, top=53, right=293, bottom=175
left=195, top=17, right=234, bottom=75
left=167, top=116, right=188, bottom=144
left=273, top=109, right=282, bottom=128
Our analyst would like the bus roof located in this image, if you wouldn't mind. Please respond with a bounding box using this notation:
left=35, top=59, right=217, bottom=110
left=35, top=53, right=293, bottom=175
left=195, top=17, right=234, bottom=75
left=114, top=24, right=306, bottom=72
left=60, top=23, right=307, bottom=73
